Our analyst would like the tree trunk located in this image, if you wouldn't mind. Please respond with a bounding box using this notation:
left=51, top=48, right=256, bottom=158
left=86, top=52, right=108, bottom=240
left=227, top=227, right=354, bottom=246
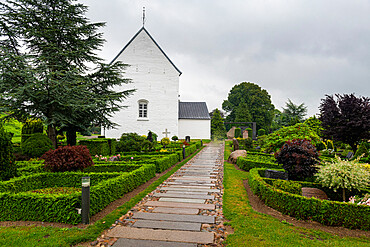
left=342, top=188, right=346, bottom=202
left=47, top=125, right=57, bottom=149
left=66, top=127, right=77, bottom=146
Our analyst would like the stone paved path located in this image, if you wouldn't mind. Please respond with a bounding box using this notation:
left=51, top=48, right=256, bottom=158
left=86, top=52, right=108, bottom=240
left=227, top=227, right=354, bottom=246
left=99, top=142, right=225, bottom=247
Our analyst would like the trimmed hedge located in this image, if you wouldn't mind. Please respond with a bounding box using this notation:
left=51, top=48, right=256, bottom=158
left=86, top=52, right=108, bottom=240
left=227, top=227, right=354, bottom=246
left=79, top=139, right=116, bottom=156
left=248, top=168, right=370, bottom=230
left=236, top=155, right=281, bottom=171
left=0, top=163, right=155, bottom=224
left=154, top=153, right=180, bottom=173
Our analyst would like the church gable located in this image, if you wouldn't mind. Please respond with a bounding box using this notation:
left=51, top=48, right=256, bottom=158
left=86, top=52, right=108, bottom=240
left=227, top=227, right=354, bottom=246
left=111, top=27, right=181, bottom=76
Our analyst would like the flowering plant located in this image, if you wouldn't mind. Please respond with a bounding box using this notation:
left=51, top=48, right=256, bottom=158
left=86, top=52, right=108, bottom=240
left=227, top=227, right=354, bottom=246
left=348, top=194, right=370, bottom=206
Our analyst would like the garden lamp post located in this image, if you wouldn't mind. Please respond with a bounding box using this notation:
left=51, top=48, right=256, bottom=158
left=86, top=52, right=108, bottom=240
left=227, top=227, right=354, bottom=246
left=81, top=176, right=90, bottom=224
left=182, top=145, right=186, bottom=159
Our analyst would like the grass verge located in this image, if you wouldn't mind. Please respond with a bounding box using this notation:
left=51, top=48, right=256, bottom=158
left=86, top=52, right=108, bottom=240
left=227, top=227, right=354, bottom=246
left=223, top=156, right=370, bottom=246
left=0, top=147, right=204, bottom=247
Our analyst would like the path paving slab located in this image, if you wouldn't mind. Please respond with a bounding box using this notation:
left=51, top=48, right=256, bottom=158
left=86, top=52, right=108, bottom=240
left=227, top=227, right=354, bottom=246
left=159, top=198, right=206, bottom=204
left=112, top=238, right=197, bottom=247
left=168, top=181, right=214, bottom=186
left=176, top=177, right=216, bottom=181
left=161, top=187, right=219, bottom=193
left=107, top=227, right=214, bottom=244
left=133, top=219, right=201, bottom=231
left=144, top=201, right=215, bottom=210
left=133, top=212, right=215, bottom=223
left=153, top=192, right=214, bottom=199
left=163, top=185, right=211, bottom=189
left=152, top=207, right=199, bottom=215
left=156, top=190, right=209, bottom=195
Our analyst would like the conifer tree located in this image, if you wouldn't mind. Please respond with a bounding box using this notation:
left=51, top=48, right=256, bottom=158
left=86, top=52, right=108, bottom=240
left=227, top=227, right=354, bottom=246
left=0, top=0, right=133, bottom=147
left=211, top=108, right=226, bottom=140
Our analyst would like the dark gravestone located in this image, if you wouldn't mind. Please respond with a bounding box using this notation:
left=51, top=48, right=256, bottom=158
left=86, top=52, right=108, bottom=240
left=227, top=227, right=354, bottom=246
left=265, top=169, right=288, bottom=180
left=346, top=151, right=353, bottom=159
left=98, top=135, right=105, bottom=138
left=185, top=136, right=191, bottom=142
left=232, top=138, right=239, bottom=151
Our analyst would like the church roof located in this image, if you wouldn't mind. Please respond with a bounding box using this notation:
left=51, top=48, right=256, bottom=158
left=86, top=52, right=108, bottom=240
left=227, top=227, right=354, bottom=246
left=179, top=102, right=211, bottom=120
left=110, top=27, right=182, bottom=76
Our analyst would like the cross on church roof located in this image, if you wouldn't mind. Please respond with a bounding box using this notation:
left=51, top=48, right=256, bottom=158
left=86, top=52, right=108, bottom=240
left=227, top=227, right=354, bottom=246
left=162, top=128, right=171, bottom=138
left=142, top=7, right=146, bottom=26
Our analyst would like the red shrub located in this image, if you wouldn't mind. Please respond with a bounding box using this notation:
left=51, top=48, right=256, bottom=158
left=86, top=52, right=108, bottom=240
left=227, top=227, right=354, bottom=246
left=42, top=145, right=93, bottom=172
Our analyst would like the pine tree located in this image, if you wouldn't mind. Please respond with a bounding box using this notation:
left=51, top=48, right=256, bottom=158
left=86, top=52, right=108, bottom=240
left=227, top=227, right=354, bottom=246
left=0, top=0, right=133, bottom=147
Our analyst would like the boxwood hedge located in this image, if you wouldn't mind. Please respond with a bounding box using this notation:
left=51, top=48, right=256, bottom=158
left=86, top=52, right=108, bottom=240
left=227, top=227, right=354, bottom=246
left=248, top=167, right=370, bottom=230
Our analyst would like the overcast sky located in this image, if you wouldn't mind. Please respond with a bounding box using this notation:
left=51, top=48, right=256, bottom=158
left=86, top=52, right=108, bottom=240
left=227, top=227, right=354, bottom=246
left=80, top=0, right=370, bottom=117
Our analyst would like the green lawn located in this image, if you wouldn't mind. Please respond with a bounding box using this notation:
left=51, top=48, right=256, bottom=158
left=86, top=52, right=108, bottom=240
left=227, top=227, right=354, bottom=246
left=0, top=147, right=204, bottom=247
left=223, top=144, right=370, bottom=246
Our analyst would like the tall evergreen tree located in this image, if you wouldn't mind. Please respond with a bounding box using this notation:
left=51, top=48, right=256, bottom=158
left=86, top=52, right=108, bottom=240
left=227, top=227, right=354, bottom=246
left=211, top=108, right=226, bottom=140
left=281, top=99, right=307, bottom=126
left=0, top=0, right=133, bottom=147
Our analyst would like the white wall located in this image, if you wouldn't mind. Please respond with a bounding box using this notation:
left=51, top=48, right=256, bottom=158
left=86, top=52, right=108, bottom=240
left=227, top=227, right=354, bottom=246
left=178, top=119, right=211, bottom=140
left=104, top=29, right=180, bottom=139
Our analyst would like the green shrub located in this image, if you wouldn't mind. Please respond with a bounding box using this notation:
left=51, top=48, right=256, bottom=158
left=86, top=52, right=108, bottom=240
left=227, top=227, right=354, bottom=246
left=271, top=179, right=302, bottom=195
left=236, top=153, right=280, bottom=171
left=263, top=123, right=321, bottom=153
left=21, top=119, right=43, bottom=143
left=42, top=145, right=93, bottom=172
left=234, top=128, right=241, bottom=138
left=354, top=142, right=368, bottom=159
left=79, top=138, right=116, bottom=156
left=275, top=139, right=319, bottom=181
left=161, top=137, right=170, bottom=147
left=257, top=129, right=265, bottom=136
left=0, top=125, right=16, bottom=181
left=248, top=168, right=370, bottom=230
left=116, top=133, right=150, bottom=152
left=21, top=133, right=52, bottom=158
left=243, top=137, right=253, bottom=149
left=246, top=128, right=252, bottom=138
left=154, top=153, right=179, bottom=173
left=171, top=136, right=178, bottom=141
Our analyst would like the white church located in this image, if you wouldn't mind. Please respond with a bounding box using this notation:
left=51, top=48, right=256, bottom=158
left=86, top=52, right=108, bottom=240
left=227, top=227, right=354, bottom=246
left=104, top=25, right=211, bottom=140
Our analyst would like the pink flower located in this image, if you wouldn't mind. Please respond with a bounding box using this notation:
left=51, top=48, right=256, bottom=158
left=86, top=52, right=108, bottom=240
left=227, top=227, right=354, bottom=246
left=131, top=157, right=134, bottom=160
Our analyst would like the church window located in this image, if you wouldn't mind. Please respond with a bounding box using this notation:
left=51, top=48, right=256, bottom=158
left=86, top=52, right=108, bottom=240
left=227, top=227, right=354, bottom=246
left=138, top=100, right=148, bottom=119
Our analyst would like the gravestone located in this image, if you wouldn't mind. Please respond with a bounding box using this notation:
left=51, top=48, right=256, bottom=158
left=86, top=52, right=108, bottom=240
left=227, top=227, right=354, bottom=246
left=302, top=187, right=328, bottom=200
left=226, top=127, right=236, bottom=139
left=346, top=151, right=353, bottom=159
left=265, top=169, right=288, bottom=180
left=227, top=150, right=247, bottom=164
left=185, top=136, right=191, bottom=142
left=242, top=130, right=249, bottom=139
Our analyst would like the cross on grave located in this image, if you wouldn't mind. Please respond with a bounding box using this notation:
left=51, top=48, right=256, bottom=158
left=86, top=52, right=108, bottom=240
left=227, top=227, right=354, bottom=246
left=162, top=128, right=170, bottom=138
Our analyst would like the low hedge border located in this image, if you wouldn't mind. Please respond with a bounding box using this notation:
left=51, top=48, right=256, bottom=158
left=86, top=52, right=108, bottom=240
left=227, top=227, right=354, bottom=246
left=154, top=153, right=180, bottom=173
left=0, top=163, right=155, bottom=224
left=79, top=139, right=116, bottom=156
left=236, top=156, right=281, bottom=171
left=248, top=167, right=370, bottom=230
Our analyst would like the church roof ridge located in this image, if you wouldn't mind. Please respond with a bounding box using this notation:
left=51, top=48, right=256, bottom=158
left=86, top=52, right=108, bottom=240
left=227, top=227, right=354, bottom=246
left=110, top=27, right=182, bottom=76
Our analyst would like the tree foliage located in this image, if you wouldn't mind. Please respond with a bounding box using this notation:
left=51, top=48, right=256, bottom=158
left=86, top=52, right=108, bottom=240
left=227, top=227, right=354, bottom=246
left=304, top=116, right=324, bottom=137
left=315, top=156, right=370, bottom=201
left=222, top=82, right=275, bottom=131
left=319, top=94, right=370, bottom=153
left=0, top=0, right=133, bottom=148
left=211, top=108, right=226, bottom=140
left=0, top=124, right=16, bottom=181
left=282, top=99, right=307, bottom=126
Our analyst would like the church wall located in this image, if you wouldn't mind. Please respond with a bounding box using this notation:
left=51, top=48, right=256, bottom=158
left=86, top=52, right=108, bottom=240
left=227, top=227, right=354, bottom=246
left=104, top=29, right=179, bottom=139
left=178, top=119, right=211, bottom=140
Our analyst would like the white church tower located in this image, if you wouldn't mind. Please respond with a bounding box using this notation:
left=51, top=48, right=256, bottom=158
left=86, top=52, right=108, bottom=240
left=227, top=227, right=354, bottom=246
left=105, top=26, right=182, bottom=139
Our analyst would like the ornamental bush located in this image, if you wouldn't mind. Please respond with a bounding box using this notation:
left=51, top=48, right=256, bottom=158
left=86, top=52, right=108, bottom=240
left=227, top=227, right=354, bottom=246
left=0, top=125, right=16, bottom=180
left=263, top=123, right=321, bottom=153
left=275, top=139, right=319, bottom=181
left=257, top=128, right=265, bottom=136
left=42, top=145, right=93, bottom=172
left=171, top=135, right=178, bottom=141
left=116, top=133, right=148, bottom=152
left=161, top=137, right=170, bottom=147
left=354, top=142, right=368, bottom=159
left=315, top=156, right=370, bottom=201
left=21, top=133, right=53, bottom=158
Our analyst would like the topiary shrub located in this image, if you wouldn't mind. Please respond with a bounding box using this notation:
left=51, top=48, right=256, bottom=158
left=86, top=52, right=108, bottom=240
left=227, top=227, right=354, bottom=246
left=234, top=128, right=241, bottom=138
left=171, top=135, right=178, bottom=141
left=275, top=139, right=319, bottom=181
left=21, top=119, right=43, bottom=143
left=42, top=145, right=93, bottom=172
left=21, top=133, right=53, bottom=158
left=243, top=137, right=253, bottom=149
left=246, top=127, right=253, bottom=138
left=258, top=129, right=265, bottom=136
left=161, top=137, right=170, bottom=148
left=0, top=125, right=16, bottom=180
